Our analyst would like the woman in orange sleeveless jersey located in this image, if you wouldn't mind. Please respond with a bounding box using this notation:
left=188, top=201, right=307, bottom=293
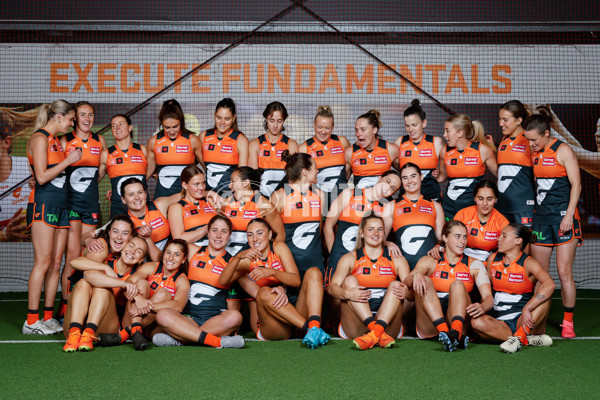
left=24, top=100, right=82, bottom=335
left=394, top=99, right=445, bottom=201
left=63, top=224, right=147, bottom=352
left=100, top=114, right=148, bottom=219
left=345, top=109, right=399, bottom=189
left=523, top=108, right=581, bottom=339
left=248, top=101, right=299, bottom=197
left=151, top=215, right=245, bottom=349
left=59, top=101, right=107, bottom=321
left=199, top=98, right=249, bottom=192
left=167, top=165, right=216, bottom=248
left=146, top=102, right=203, bottom=199
left=471, top=223, right=555, bottom=353
left=328, top=214, right=410, bottom=350
left=299, top=105, right=351, bottom=211
left=437, top=114, right=498, bottom=220
left=404, top=220, right=493, bottom=351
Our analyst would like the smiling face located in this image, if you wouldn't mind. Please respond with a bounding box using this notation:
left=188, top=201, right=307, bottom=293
left=360, top=218, right=385, bottom=247
left=229, top=170, right=251, bottom=201
left=524, top=128, right=551, bottom=153
left=497, top=225, right=521, bottom=254
left=121, top=237, right=148, bottom=265
left=183, top=173, right=206, bottom=201
left=474, top=187, right=497, bottom=218
left=373, top=173, right=401, bottom=199
left=111, top=116, right=132, bottom=141
left=121, top=182, right=147, bottom=212
left=498, top=108, right=522, bottom=138
left=214, top=107, right=235, bottom=135
left=304, top=159, right=318, bottom=184
left=162, top=243, right=186, bottom=273
left=266, top=110, right=285, bottom=136
left=443, top=225, right=468, bottom=255
left=56, top=110, right=76, bottom=133
left=404, top=114, right=427, bottom=142
left=400, top=166, right=422, bottom=194
left=208, top=219, right=232, bottom=252
left=443, top=121, right=463, bottom=147
left=355, top=117, right=377, bottom=149
left=313, top=116, right=334, bottom=143
left=108, top=220, right=133, bottom=253
left=162, top=117, right=181, bottom=139
left=75, top=104, right=94, bottom=135
left=246, top=221, right=272, bottom=253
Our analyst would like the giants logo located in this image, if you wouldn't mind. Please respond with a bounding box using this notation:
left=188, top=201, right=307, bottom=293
left=149, top=217, right=164, bottom=230
left=292, top=222, right=319, bottom=250
left=188, top=282, right=220, bottom=305
left=176, top=145, right=189, bottom=153
left=464, top=157, right=479, bottom=166
left=508, top=273, right=524, bottom=283
left=330, top=146, right=343, bottom=154
left=221, top=145, right=233, bottom=153
left=419, top=149, right=433, bottom=157
left=374, top=156, right=388, bottom=165
left=400, top=226, right=433, bottom=256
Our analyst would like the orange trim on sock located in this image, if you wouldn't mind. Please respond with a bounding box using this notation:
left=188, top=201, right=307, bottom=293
left=43, top=310, right=53, bottom=321
left=131, top=325, right=142, bottom=335
left=564, top=312, right=574, bottom=322
left=373, top=324, right=385, bottom=339
left=436, top=322, right=449, bottom=334
left=515, top=326, right=529, bottom=345
left=27, top=313, right=39, bottom=325
left=451, top=320, right=463, bottom=335
left=69, top=327, right=81, bottom=335
left=119, top=328, right=130, bottom=343
left=83, top=327, right=96, bottom=336
left=204, top=333, right=221, bottom=348
left=308, top=320, right=320, bottom=330
left=367, top=321, right=376, bottom=331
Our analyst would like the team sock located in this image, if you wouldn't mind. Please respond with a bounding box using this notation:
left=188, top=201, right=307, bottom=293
left=198, top=331, right=221, bottom=348
left=43, top=307, right=54, bottom=321
left=307, top=315, right=321, bottom=330
left=58, top=299, right=68, bottom=317
left=373, top=320, right=387, bottom=339
left=27, top=310, right=39, bottom=325
left=563, top=307, right=574, bottom=323
left=68, top=322, right=83, bottom=335
left=433, top=318, right=449, bottom=333
left=83, top=323, right=98, bottom=336
left=514, top=325, right=530, bottom=345
left=451, top=316, right=464, bottom=337
left=364, top=316, right=376, bottom=331
left=131, top=323, right=142, bottom=335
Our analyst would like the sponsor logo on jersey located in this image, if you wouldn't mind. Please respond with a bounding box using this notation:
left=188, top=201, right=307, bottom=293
left=440, top=270, right=449, bottom=279
left=276, top=150, right=284, bottom=158
left=374, top=156, right=388, bottom=165
left=534, top=158, right=540, bottom=165
left=465, top=157, right=479, bottom=166
left=211, top=264, right=224, bottom=275
left=221, top=145, right=233, bottom=153
left=495, top=270, right=502, bottom=279
left=470, top=228, right=479, bottom=236
left=403, top=207, right=412, bottom=213
left=316, top=150, right=324, bottom=157
left=512, top=145, right=526, bottom=153
left=500, top=144, right=507, bottom=151
left=419, top=149, right=433, bottom=157
left=176, top=145, right=189, bottom=153
left=419, top=206, right=433, bottom=214
left=456, top=272, right=471, bottom=281
left=401, top=150, right=412, bottom=158
left=149, top=217, right=165, bottom=229
left=449, top=158, right=457, bottom=166
left=361, top=267, right=371, bottom=275
left=521, top=217, right=531, bottom=224
left=207, top=144, right=216, bottom=151
left=379, top=265, right=393, bottom=275
left=203, top=207, right=214, bottom=213
left=157, top=146, right=169, bottom=153
left=271, top=260, right=282, bottom=270
left=330, top=146, right=343, bottom=154
left=310, top=200, right=320, bottom=208
left=292, top=201, right=303, bottom=210
left=243, top=210, right=257, bottom=219
left=508, top=273, right=524, bottom=283
left=115, top=157, right=124, bottom=164
left=150, top=281, right=159, bottom=290
left=130, top=155, right=143, bottom=163
left=357, top=158, right=367, bottom=165
left=90, top=146, right=101, bottom=155
left=261, top=150, right=270, bottom=157
left=484, top=231, right=499, bottom=240
left=542, top=157, right=556, bottom=166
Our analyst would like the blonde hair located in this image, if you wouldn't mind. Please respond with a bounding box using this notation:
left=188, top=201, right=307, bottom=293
left=0, top=106, right=39, bottom=138
left=354, top=213, right=384, bottom=250
left=34, top=100, right=74, bottom=132
left=314, top=105, right=334, bottom=125
left=446, top=114, right=496, bottom=153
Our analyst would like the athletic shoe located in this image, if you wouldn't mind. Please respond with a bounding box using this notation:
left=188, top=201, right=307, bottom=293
left=152, top=333, right=181, bottom=347
left=42, top=318, right=63, bottom=334
left=98, top=333, right=122, bottom=347
left=500, top=336, right=522, bottom=353
left=219, top=335, right=245, bottom=349
left=353, top=330, right=378, bottom=350
left=132, top=331, right=150, bottom=351
left=527, top=334, right=553, bottom=347
left=560, top=320, right=576, bottom=339
left=378, top=332, right=395, bottom=349
left=457, top=335, right=470, bottom=350
left=78, top=330, right=97, bottom=351
left=439, top=329, right=459, bottom=352
left=317, top=328, right=331, bottom=347
left=63, top=330, right=81, bottom=353
left=302, top=327, right=321, bottom=349
left=22, top=320, right=56, bottom=335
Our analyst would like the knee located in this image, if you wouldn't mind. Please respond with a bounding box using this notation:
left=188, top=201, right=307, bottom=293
left=91, top=287, right=111, bottom=301
left=470, top=316, right=486, bottom=333
left=221, top=310, right=243, bottom=329
left=72, top=278, right=92, bottom=294
left=449, top=279, right=466, bottom=293
left=151, top=288, right=172, bottom=303
left=388, top=280, right=401, bottom=291
left=342, top=275, right=359, bottom=289
left=136, top=279, right=150, bottom=294
left=155, top=309, right=176, bottom=327
left=256, top=287, right=273, bottom=305
left=304, top=267, right=323, bottom=283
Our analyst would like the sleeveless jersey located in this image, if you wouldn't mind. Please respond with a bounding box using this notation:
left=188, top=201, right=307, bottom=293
left=177, top=198, right=215, bottom=247
left=223, top=193, right=262, bottom=255
left=64, top=132, right=101, bottom=213
left=328, top=189, right=386, bottom=270
left=257, top=133, right=291, bottom=197
left=106, top=143, right=147, bottom=217
left=128, top=201, right=170, bottom=250
left=497, top=133, right=535, bottom=214
left=532, top=139, right=576, bottom=224
left=442, top=141, right=486, bottom=219
left=454, top=205, right=509, bottom=261
left=108, top=258, right=137, bottom=305
left=202, top=128, right=242, bottom=191
left=280, top=187, right=324, bottom=274
left=305, top=134, right=347, bottom=199
left=489, top=251, right=534, bottom=322
left=147, top=262, right=185, bottom=298
left=392, top=195, right=437, bottom=270
left=249, top=243, right=285, bottom=287
left=185, top=246, right=232, bottom=318
left=351, top=247, right=396, bottom=301
left=397, top=135, right=441, bottom=201
left=28, top=129, right=67, bottom=207
left=153, top=130, right=196, bottom=199
left=351, top=139, right=393, bottom=189
left=0, top=157, right=31, bottom=228
left=430, top=253, right=474, bottom=294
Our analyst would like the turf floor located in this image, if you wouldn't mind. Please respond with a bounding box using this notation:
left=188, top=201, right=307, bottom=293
left=1, top=290, right=599, bottom=399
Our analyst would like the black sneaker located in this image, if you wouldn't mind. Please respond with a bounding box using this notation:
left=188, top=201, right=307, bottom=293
left=457, top=334, right=469, bottom=350
left=439, top=329, right=460, bottom=352
left=132, top=331, right=150, bottom=351
left=98, top=333, right=122, bottom=347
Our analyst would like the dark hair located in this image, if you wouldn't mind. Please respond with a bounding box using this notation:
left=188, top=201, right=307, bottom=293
left=399, top=162, right=422, bottom=176
left=162, top=99, right=182, bottom=111
left=263, top=101, right=288, bottom=131
left=440, top=220, right=467, bottom=248
left=522, top=106, right=552, bottom=136
left=111, top=114, right=133, bottom=138
left=75, top=101, right=95, bottom=114
left=94, top=214, right=137, bottom=257
left=214, top=97, right=239, bottom=132
left=474, top=179, right=499, bottom=199
left=208, top=214, right=233, bottom=233
left=162, top=238, right=190, bottom=274
left=314, top=105, right=334, bottom=125
left=120, top=177, right=147, bottom=198
left=159, top=103, right=186, bottom=133
left=404, top=99, right=426, bottom=121
left=355, top=212, right=384, bottom=250
left=281, top=150, right=313, bottom=182
left=500, top=100, right=529, bottom=122
left=233, top=166, right=263, bottom=192
left=180, top=165, right=205, bottom=196
left=507, top=222, right=536, bottom=250
left=381, top=169, right=401, bottom=181
left=357, top=109, right=381, bottom=130
left=247, top=217, right=277, bottom=240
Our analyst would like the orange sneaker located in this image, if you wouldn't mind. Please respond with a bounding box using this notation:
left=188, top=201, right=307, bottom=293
left=379, top=332, right=395, bottom=349
left=78, top=330, right=98, bottom=351
left=63, top=330, right=81, bottom=352
left=353, top=331, right=378, bottom=350
left=561, top=320, right=576, bottom=339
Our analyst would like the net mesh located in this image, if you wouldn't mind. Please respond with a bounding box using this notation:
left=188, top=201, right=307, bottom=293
left=1, top=0, right=599, bottom=290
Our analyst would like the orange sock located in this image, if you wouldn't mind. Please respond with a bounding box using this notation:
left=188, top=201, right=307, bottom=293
left=83, top=327, right=96, bottom=336
left=367, top=321, right=376, bottom=331
left=564, top=311, right=574, bottom=323
left=198, top=331, right=221, bottom=348
left=119, top=328, right=130, bottom=343
left=373, top=324, right=385, bottom=339
left=131, top=323, right=142, bottom=335
left=43, top=307, right=53, bottom=321
left=514, top=325, right=530, bottom=345
left=69, top=326, right=81, bottom=335
left=59, top=301, right=68, bottom=317
left=307, top=315, right=321, bottom=330
left=433, top=317, right=449, bottom=334
left=27, top=311, right=39, bottom=325
left=451, top=319, right=464, bottom=335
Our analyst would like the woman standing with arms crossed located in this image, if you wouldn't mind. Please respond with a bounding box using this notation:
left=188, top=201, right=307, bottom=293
left=24, top=100, right=82, bottom=334
left=523, top=108, right=582, bottom=338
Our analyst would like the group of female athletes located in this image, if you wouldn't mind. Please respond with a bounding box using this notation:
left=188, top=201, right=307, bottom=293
left=23, top=96, right=582, bottom=354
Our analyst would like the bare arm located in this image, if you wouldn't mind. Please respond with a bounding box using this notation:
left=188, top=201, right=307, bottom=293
left=558, top=144, right=582, bottom=233
left=436, top=145, right=448, bottom=183
left=167, top=202, right=208, bottom=244
left=237, top=133, right=250, bottom=167
left=29, top=134, right=81, bottom=185
left=145, top=136, right=156, bottom=180
left=481, top=143, right=498, bottom=177
left=324, top=188, right=351, bottom=253
left=248, top=139, right=259, bottom=169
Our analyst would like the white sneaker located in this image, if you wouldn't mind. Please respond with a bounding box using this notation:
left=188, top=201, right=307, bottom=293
left=500, top=336, right=523, bottom=353
left=22, top=320, right=56, bottom=335
left=152, top=333, right=181, bottom=347
left=219, top=335, right=245, bottom=349
left=42, top=318, right=63, bottom=334
left=527, top=334, right=553, bottom=347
